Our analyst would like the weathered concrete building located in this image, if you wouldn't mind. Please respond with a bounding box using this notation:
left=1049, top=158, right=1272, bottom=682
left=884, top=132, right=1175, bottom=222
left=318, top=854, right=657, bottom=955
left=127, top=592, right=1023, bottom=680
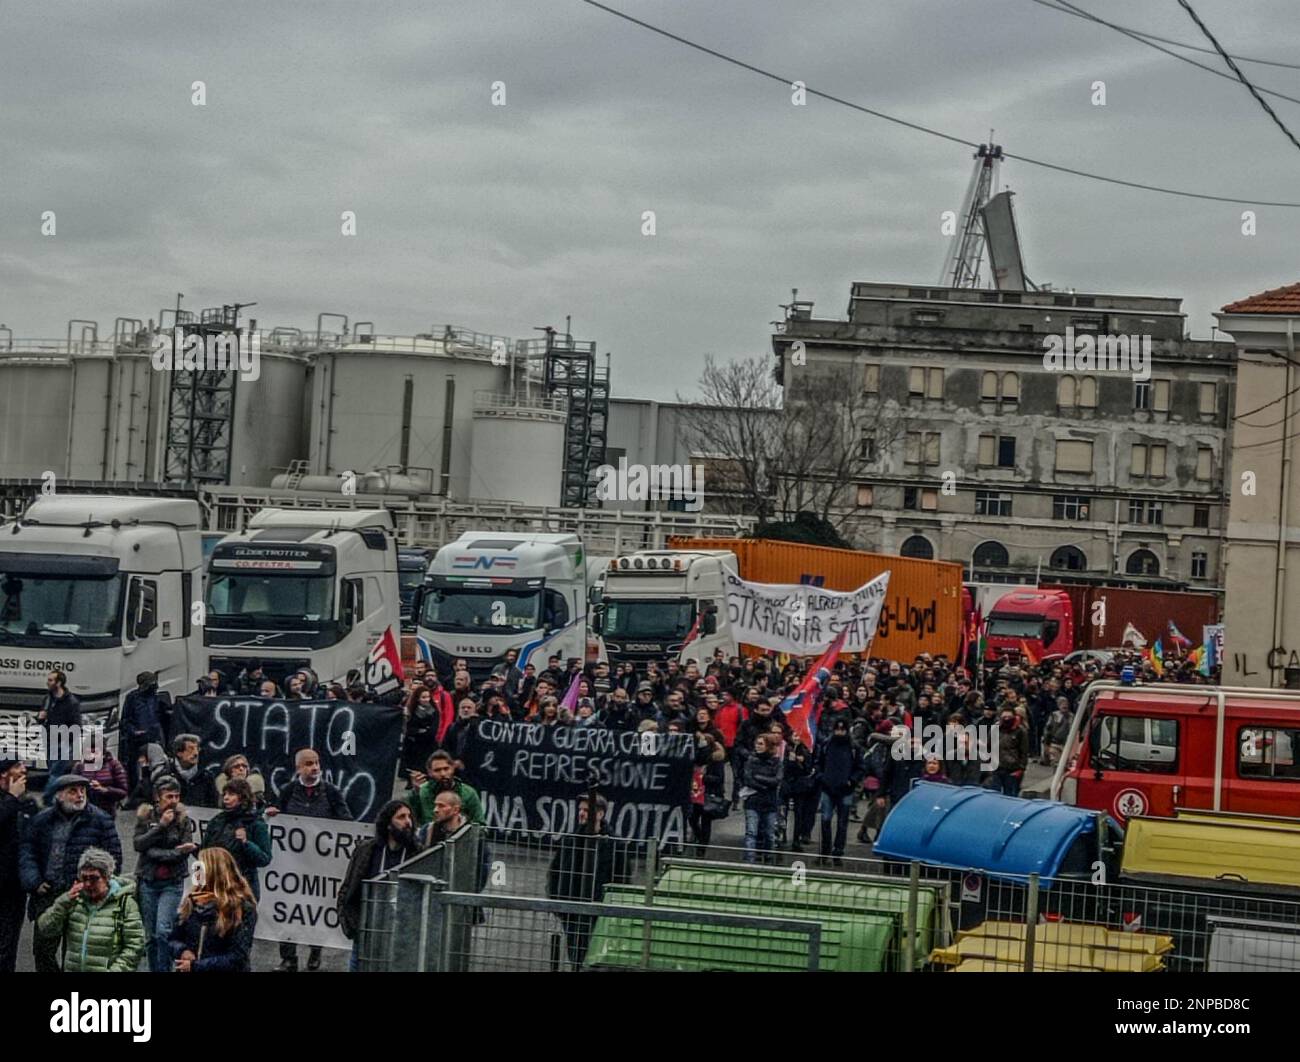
left=771, top=281, right=1236, bottom=586
left=1216, top=283, right=1300, bottom=687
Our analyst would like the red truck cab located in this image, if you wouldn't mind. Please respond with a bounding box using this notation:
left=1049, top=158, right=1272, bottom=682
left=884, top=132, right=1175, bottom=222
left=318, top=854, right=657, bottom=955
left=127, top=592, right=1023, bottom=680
left=984, top=588, right=1074, bottom=662
left=1051, top=682, right=1300, bottom=821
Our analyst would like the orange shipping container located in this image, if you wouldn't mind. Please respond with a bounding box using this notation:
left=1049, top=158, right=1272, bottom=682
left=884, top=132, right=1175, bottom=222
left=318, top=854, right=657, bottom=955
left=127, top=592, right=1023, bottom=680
left=667, top=536, right=964, bottom=660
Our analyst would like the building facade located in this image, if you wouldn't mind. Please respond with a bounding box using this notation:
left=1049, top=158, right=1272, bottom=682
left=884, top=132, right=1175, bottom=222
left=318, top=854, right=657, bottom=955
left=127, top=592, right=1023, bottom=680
left=1216, top=283, right=1300, bottom=688
left=772, top=281, right=1236, bottom=586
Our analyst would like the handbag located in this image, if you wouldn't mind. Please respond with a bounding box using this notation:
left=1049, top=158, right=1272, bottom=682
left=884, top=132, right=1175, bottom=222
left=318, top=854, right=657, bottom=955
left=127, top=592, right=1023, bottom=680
left=703, top=794, right=731, bottom=820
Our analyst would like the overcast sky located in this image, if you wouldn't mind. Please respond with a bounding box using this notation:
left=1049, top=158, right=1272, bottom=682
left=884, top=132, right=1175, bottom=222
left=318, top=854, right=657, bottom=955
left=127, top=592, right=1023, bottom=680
left=3, top=0, right=1299, bottom=401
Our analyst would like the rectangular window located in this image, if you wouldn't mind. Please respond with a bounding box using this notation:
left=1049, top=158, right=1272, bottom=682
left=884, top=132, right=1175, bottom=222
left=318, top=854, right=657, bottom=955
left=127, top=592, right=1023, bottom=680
left=902, top=487, right=937, bottom=511
left=1079, top=377, right=1097, bottom=408
left=1128, top=500, right=1163, bottom=526
left=1002, top=372, right=1020, bottom=401
left=978, top=434, right=995, bottom=466
left=997, top=436, right=1016, bottom=468
left=981, top=371, right=999, bottom=401
left=909, top=367, right=924, bottom=395
left=856, top=485, right=874, bottom=507
left=906, top=431, right=940, bottom=466
left=1193, top=504, right=1210, bottom=529
left=975, top=490, right=1012, bottom=517
left=1196, top=446, right=1213, bottom=481
left=926, top=367, right=944, bottom=399
left=1053, top=495, right=1091, bottom=520
left=1153, top=379, right=1170, bottom=412
left=1239, top=727, right=1300, bottom=780
left=1055, top=439, right=1094, bottom=474
left=1095, top=715, right=1179, bottom=773
left=1131, top=443, right=1147, bottom=476
left=1058, top=375, right=1077, bottom=409
left=863, top=363, right=880, bottom=394
left=1191, top=551, right=1207, bottom=579
left=1135, top=382, right=1152, bottom=410
left=859, top=430, right=876, bottom=462
left=1199, top=382, right=1217, bottom=415
left=1150, top=444, right=1167, bottom=478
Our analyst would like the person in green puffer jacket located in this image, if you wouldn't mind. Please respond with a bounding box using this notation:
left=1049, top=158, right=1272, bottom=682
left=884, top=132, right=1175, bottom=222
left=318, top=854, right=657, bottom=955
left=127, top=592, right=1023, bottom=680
left=36, top=847, right=144, bottom=973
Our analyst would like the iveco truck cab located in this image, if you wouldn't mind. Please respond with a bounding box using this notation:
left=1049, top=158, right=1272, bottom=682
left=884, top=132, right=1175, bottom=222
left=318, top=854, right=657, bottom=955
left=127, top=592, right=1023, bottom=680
left=204, top=508, right=399, bottom=688
left=594, top=550, right=732, bottom=670
left=414, top=532, right=588, bottom=682
left=0, top=495, right=207, bottom=757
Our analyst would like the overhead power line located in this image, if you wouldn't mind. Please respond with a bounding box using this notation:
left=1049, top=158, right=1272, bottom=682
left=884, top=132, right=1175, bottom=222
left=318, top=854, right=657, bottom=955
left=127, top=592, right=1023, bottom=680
left=1042, top=0, right=1300, bottom=109
left=1029, top=0, right=1300, bottom=71
left=1175, top=0, right=1300, bottom=156
left=577, top=0, right=1300, bottom=208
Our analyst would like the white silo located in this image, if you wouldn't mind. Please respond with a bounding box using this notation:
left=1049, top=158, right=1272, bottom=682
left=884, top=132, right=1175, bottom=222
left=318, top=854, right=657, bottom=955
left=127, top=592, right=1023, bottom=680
left=468, top=392, right=566, bottom=506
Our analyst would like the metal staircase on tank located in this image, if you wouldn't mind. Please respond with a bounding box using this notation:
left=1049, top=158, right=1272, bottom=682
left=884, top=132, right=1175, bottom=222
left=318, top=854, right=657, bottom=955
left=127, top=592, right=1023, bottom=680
left=539, top=324, right=610, bottom=508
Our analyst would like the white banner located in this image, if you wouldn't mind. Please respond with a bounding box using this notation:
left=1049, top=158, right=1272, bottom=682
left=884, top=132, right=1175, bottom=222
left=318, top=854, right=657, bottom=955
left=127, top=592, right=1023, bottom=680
left=1204, top=624, right=1224, bottom=667
left=722, top=570, right=890, bottom=655
left=189, top=807, right=373, bottom=950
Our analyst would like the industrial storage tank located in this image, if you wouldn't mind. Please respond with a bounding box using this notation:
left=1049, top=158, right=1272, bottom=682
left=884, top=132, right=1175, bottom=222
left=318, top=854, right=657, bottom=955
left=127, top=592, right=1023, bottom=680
left=306, top=333, right=519, bottom=499
left=228, top=343, right=313, bottom=487
left=0, top=352, right=76, bottom=479
left=68, top=350, right=166, bottom=482
left=468, top=392, right=566, bottom=506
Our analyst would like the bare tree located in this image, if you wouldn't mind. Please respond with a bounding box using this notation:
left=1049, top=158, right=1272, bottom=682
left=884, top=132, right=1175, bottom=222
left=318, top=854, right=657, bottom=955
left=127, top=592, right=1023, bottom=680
left=677, top=355, right=905, bottom=536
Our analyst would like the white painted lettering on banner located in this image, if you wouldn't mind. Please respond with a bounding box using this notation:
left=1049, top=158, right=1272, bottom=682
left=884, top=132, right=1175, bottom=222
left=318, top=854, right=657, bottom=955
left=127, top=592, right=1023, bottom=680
left=722, top=570, right=890, bottom=655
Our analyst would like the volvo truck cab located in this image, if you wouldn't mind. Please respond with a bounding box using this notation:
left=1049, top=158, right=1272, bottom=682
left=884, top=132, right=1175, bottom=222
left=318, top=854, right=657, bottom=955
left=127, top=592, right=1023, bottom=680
left=414, top=532, right=588, bottom=682
left=0, top=495, right=206, bottom=758
left=204, top=508, right=399, bottom=688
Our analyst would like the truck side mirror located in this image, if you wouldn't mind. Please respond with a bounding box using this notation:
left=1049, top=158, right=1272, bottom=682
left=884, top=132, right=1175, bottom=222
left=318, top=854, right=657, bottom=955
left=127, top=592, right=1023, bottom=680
left=410, top=586, right=424, bottom=624
left=127, top=579, right=158, bottom=640
left=591, top=605, right=604, bottom=635
left=341, top=580, right=357, bottom=630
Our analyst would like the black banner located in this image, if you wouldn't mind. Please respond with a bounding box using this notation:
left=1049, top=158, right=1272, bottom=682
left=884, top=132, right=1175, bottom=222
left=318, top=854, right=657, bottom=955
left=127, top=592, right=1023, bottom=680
left=172, top=696, right=403, bottom=821
left=461, top=719, right=695, bottom=842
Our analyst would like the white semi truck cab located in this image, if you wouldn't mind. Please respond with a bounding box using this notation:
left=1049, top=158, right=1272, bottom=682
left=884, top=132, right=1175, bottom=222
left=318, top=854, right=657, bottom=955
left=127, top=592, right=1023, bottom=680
left=0, top=495, right=207, bottom=751
left=594, top=549, right=735, bottom=670
left=414, top=532, right=588, bottom=682
left=203, top=508, right=399, bottom=688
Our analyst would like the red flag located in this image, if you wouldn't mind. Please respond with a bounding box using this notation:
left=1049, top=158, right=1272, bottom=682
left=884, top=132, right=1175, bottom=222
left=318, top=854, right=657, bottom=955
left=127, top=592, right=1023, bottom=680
left=779, top=629, right=849, bottom=749
left=1019, top=639, right=1042, bottom=667
left=365, top=625, right=406, bottom=697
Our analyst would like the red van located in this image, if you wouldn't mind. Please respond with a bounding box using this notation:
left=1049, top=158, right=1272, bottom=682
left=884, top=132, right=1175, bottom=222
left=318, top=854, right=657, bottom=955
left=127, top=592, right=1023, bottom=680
left=1050, top=682, right=1300, bottom=821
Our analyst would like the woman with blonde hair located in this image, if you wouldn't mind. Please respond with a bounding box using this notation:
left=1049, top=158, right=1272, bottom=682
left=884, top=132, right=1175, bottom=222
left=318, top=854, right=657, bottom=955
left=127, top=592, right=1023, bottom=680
left=168, top=847, right=257, bottom=972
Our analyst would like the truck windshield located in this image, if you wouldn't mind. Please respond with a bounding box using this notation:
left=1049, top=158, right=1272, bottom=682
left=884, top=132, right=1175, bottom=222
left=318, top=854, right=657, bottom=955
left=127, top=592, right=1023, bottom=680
left=206, top=573, right=335, bottom=628
left=0, top=571, right=124, bottom=646
left=603, top=598, right=694, bottom=640
left=421, top=586, right=541, bottom=633
left=399, top=569, right=426, bottom=595
left=987, top=614, right=1044, bottom=639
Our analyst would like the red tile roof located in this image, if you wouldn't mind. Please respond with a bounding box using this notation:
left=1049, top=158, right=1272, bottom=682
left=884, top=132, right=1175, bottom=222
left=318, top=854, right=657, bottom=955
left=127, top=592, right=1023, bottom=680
left=1222, top=282, right=1300, bottom=314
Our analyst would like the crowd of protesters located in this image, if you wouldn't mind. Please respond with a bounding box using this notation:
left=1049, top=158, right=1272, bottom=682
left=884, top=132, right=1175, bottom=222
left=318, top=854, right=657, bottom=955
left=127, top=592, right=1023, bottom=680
left=0, top=640, right=1216, bottom=973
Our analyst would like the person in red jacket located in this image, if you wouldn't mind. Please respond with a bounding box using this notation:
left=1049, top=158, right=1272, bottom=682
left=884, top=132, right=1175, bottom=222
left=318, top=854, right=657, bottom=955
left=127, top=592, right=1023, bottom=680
left=713, top=692, right=748, bottom=809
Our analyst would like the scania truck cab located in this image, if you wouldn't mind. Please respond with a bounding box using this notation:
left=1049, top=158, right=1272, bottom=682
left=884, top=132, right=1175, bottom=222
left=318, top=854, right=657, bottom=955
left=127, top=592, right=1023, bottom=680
left=0, top=495, right=206, bottom=757
left=594, top=550, right=732, bottom=671
left=414, top=532, right=588, bottom=682
left=204, top=508, right=399, bottom=688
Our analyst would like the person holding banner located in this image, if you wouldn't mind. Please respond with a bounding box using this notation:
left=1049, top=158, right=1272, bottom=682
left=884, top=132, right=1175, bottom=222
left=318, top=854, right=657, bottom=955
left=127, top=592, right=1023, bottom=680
left=170, top=847, right=257, bottom=974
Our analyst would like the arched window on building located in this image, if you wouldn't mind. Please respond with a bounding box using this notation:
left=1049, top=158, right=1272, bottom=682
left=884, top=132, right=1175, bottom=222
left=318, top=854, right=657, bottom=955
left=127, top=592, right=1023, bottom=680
left=1049, top=545, right=1087, bottom=571
left=900, top=535, right=934, bottom=560
left=1126, top=549, right=1160, bottom=576
left=973, top=541, right=1009, bottom=568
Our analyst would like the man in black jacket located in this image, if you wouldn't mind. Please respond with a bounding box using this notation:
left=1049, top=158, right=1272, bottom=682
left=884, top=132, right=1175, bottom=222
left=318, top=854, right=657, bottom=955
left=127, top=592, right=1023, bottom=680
left=337, top=799, right=420, bottom=970
left=546, top=796, right=632, bottom=967
left=151, top=734, right=218, bottom=808
left=813, top=719, right=865, bottom=865
left=0, top=760, right=36, bottom=972
left=39, top=670, right=82, bottom=802
left=120, top=671, right=170, bottom=805
left=267, top=747, right=352, bottom=971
